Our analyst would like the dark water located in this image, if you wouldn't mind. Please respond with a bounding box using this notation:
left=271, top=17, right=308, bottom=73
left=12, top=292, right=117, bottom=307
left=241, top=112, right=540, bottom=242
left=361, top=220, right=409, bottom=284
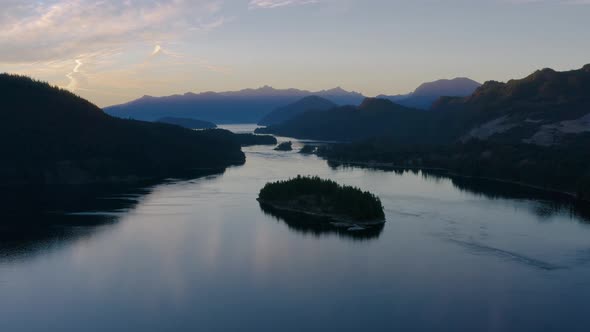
left=1, top=125, right=590, bottom=332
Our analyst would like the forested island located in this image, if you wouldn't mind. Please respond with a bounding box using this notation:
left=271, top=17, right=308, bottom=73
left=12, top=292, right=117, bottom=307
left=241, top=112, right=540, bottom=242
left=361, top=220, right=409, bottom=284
left=299, top=145, right=317, bottom=154
left=274, top=141, right=293, bottom=151
left=258, top=176, right=385, bottom=224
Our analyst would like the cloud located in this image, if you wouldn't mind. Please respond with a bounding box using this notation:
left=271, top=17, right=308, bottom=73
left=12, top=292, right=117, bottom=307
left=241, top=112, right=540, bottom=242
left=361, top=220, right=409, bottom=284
left=151, top=45, right=163, bottom=57
left=249, top=0, right=320, bottom=9
left=0, top=1, right=232, bottom=100
left=0, top=0, right=226, bottom=64
left=65, top=59, right=84, bottom=91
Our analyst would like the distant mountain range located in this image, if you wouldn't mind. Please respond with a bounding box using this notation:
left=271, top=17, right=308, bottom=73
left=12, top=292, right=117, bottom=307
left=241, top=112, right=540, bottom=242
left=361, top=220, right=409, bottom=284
left=0, top=74, right=244, bottom=185
left=258, top=65, right=590, bottom=146
left=256, top=97, right=428, bottom=142
left=258, top=96, right=337, bottom=126
left=378, top=77, right=481, bottom=110
left=104, top=86, right=365, bottom=124
left=104, top=78, right=482, bottom=124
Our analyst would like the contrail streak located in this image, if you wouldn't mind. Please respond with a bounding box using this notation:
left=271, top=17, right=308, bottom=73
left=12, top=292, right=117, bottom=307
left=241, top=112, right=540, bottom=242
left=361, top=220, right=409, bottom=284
left=65, top=59, right=83, bottom=91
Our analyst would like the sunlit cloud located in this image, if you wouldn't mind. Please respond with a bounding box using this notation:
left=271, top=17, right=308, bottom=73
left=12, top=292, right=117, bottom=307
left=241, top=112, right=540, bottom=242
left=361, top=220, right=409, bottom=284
left=0, top=0, right=229, bottom=100
left=0, top=0, right=587, bottom=108
left=151, top=45, right=163, bottom=57
left=65, top=59, right=83, bottom=91
left=0, top=0, right=226, bottom=63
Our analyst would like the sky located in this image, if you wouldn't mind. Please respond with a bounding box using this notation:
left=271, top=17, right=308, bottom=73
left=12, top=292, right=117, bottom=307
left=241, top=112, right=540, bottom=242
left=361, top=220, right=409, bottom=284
left=0, top=0, right=589, bottom=107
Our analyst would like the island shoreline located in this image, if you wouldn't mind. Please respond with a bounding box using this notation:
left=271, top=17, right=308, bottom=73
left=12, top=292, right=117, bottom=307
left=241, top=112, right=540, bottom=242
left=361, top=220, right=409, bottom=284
left=257, top=198, right=386, bottom=226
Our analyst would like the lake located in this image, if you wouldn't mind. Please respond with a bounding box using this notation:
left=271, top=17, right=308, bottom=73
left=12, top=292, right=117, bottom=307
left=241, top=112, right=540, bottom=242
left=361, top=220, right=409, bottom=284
left=1, top=125, right=590, bottom=332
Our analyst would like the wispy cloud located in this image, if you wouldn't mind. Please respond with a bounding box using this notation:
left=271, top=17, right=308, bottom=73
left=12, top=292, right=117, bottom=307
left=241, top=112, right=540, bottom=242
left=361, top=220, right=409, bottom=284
left=0, top=0, right=226, bottom=63
left=65, top=59, right=83, bottom=91
left=249, top=0, right=320, bottom=9
left=0, top=1, right=230, bottom=98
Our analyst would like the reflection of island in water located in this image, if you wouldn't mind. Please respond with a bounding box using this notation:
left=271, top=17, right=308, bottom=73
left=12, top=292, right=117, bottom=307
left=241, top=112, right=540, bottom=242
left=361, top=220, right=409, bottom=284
left=259, top=202, right=384, bottom=241
left=0, top=171, right=224, bottom=262
left=328, top=161, right=590, bottom=223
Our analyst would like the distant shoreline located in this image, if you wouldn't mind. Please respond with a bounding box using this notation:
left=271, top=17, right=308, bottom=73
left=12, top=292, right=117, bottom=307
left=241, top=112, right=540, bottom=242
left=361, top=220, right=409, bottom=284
left=326, top=159, right=587, bottom=203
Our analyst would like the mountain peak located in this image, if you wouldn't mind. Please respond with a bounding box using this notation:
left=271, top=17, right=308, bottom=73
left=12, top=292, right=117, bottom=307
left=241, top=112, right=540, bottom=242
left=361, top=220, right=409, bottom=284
left=238, top=85, right=278, bottom=93
left=435, top=64, right=590, bottom=110
left=320, top=86, right=361, bottom=96
left=358, top=97, right=398, bottom=111
left=330, top=86, right=345, bottom=92
left=527, top=68, right=557, bottom=80
left=413, top=77, right=481, bottom=97
left=258, top=95, right=338, bottom=126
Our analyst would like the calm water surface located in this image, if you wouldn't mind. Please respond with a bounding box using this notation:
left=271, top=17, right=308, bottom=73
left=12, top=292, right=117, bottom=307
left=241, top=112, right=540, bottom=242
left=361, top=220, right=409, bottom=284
left=1, top=125, right=590, bottom=332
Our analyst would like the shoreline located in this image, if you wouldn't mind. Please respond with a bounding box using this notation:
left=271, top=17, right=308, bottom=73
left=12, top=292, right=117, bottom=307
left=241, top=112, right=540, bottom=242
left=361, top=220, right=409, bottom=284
left=257, top=199, right=386, bottom=227
left=0, top=161, right=244, bottom=187
left=325, top=159, right=587, bottom=203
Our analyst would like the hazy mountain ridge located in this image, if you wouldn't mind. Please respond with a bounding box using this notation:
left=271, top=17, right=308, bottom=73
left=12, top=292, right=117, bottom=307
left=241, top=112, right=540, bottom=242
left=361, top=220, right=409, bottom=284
left=379, top=77, right=481, bottom=110
left=258, top=96, right=337, bottom=126
left=105, top=79, right=482, bottom=123
left=413, top=77, right=482, bottom=97
left=104, top=86, right=365, bottom=124
left=256, top=97, right=430, bottom=142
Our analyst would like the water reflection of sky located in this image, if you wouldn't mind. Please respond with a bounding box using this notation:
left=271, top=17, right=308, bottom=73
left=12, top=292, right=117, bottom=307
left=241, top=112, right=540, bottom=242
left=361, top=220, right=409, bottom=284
left=1, top=138, right=590, bottom=331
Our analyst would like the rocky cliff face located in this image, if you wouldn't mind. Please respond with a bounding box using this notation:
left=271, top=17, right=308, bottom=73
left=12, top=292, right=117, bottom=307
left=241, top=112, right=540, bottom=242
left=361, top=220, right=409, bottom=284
left=434, top=64, right=590, bottom=146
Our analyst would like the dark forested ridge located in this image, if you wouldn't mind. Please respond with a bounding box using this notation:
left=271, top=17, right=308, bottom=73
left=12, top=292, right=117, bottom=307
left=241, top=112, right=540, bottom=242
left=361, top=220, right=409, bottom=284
left=432, top=64, right=590, bottom=145
left=258, top=176, right=385, bottom=222
left=156, top=117, right=217, bottom=129
left=318, top=137, right=590, bottom=200
left=0, top=74, right=245, bottom=185
left=258, top=95, right=337, bottom=126
left=256, top=98, right=432, bottom=142
left=104, top=86, right=364, bottom=123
